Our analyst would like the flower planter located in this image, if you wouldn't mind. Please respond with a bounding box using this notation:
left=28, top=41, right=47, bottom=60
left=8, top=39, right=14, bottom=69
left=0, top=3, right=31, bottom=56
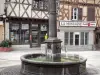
left=0, top=47, right=12, bottom=52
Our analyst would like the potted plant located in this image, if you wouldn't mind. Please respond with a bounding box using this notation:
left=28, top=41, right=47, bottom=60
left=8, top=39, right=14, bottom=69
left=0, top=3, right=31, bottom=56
left=0, top=40, right=12, bottom=52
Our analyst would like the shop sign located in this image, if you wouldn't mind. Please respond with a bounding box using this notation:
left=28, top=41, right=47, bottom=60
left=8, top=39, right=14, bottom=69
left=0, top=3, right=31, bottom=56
left=60, top=20, right=96, bottom=27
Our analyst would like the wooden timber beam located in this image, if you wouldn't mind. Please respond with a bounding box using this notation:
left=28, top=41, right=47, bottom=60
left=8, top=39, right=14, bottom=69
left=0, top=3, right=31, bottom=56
left=60, top=1, right=100, bottom=7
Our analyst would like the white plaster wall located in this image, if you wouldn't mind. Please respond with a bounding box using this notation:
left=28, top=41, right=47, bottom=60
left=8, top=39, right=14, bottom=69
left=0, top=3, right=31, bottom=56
left=5, top=22, right=9, bottom=40
left=57, top=31, right=64, bottom=45
left=7, top=0, right=48, bottom=19
left=0, top=0, right=5, bottom=15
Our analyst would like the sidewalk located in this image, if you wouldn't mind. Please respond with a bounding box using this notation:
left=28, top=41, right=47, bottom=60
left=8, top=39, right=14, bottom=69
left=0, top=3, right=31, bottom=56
left=0, top=48, right=100, bottom=75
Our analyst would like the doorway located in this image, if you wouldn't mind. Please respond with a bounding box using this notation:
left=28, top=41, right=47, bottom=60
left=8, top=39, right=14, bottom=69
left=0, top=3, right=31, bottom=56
left=74, top=32, right=80, bottom=45
left=31, top=24, right=39, bottom=47
left=32, top=31, right=39, bottom=46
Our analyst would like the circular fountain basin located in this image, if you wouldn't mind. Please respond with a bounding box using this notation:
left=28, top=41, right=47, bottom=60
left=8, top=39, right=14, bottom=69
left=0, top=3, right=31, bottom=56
left=20, top=53, right=87, bottom=75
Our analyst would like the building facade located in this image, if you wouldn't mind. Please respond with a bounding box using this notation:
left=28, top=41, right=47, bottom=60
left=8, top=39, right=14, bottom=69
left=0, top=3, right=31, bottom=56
left=4, top=0, right=49, bottom=47
left=0, top=0, right=100, bottom=50
left=0, top=0, right=5, bottom=42
left=57, top=0, right=100, bottom=50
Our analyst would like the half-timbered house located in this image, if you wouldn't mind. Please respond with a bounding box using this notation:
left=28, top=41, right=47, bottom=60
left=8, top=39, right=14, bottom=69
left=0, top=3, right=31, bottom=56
left=4, top=0, right=49, bottom=48
left=0, top=0, right=100, bottom=50
left=0, top=0, right=5, bottom=42
left=58, top=0, right=100, bottom=50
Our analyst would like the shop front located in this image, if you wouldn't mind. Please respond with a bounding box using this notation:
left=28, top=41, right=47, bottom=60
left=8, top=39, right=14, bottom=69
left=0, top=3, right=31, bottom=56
left=58, top=20, right=96, bottom=51
left=6, top=18, right=48, bottom=48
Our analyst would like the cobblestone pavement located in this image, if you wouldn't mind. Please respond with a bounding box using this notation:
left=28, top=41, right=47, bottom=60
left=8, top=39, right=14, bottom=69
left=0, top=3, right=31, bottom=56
left=0, top=48, right=100, bottom=75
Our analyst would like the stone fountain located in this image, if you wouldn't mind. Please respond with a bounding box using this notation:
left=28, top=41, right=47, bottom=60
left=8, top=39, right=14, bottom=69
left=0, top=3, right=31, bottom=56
left=0, top=0, right=87, bottom=75
left=20, top=0, right=87, bottom=75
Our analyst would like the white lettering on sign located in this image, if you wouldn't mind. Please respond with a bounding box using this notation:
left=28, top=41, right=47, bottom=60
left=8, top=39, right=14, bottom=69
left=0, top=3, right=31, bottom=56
left=60, top=20, right=96, bottom=27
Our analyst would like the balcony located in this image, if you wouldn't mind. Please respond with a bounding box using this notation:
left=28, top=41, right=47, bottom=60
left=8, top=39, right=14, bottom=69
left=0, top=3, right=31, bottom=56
left=59, top=20, right=96, bottom=27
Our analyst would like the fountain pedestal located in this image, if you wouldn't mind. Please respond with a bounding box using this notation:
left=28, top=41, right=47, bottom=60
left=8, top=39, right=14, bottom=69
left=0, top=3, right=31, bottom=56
left=45, top=38, right=62, bottom=62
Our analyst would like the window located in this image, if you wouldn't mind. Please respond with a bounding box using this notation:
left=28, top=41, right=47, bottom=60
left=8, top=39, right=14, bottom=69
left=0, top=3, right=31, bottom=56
left=33, top=1, right=39, bottom=9
left=21, top=24, right=29, bottom=44
left=65, top=32, right=88, bottom=45
left=85, top=32, right=88, bottom=45
left=10, top=23, right=20, bottom=44
left=39, top=1, right=44, bottom=9
left=72, top=8, right=78, bottom=20
left=40, top=24, right=48, bottom=43
left=32, top=0, right=48, bottom=10
left=81, top=32, right=84, bottom=45
left=75, top=34, right=79, bottom=45
left=80, top=32, right=89, bottom=45
left=64, top=32, right=73, bottom=45
left=10, top=23, right=29, bottom=45
left=71, top=8, right=82, bottom=20
left=65, top=32, right=68, bottom=45
left=70, top=32, right=73, bottom=45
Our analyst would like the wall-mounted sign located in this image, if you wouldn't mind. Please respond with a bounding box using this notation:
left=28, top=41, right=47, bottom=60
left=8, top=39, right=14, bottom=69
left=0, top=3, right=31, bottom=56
left=60, top=20, right=96, bottom=27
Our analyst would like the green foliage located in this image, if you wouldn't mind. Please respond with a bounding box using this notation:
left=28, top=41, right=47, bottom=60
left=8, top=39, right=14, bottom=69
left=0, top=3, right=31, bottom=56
left=0, top=40, right=12, bottom=47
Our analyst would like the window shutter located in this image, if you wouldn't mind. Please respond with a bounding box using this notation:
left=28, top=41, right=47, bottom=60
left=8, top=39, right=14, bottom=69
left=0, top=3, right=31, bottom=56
left=87, top=7, right=95, bottom=21
left=78, top=8, right=82, bottom=20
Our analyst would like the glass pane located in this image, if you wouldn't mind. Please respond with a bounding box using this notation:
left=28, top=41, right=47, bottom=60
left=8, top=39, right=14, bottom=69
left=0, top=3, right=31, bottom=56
left=39, top=1, right=44, bottom=9
left=32, top=31, right=38, bottom=43
left=10, top=23, right=20, bottom=44
left=85, top=32, right=89, bottom=45
left=40, top=24, right=47, bottom=43
left=65, top=39, right=68, bottom=45
left=70, top=39, right=73, bottom=45
left=75, top=35, right=79, bottom=45
left=21, top=24, right=29, bottom=44
left=74, top=8, right=77, bottom=11
left=44, top=1, right=48, bottom=10
left=70, top=32, right=73, bottom=45
left=32, top=1, right=39, bottom=9
left=40, top=31, right=47, bottom=43
left=73, top=8, right=78, bottom=20
left=81, top=32, right=84, bottom=45
left=65, top=32, right=68, bottom=45
left=65, top=32, right=68, bottom=38
left=74, top=16, right=76, bottom=19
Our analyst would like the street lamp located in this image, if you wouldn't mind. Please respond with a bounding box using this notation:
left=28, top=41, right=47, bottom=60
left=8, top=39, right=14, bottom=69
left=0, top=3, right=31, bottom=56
left=3, top=2, right=8, bottom=40
left=3, top=14, right=6, bottom=40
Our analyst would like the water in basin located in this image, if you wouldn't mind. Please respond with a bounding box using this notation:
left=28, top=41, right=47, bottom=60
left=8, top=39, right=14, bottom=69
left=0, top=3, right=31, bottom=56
left=28, top=54, right=83, bottom=62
